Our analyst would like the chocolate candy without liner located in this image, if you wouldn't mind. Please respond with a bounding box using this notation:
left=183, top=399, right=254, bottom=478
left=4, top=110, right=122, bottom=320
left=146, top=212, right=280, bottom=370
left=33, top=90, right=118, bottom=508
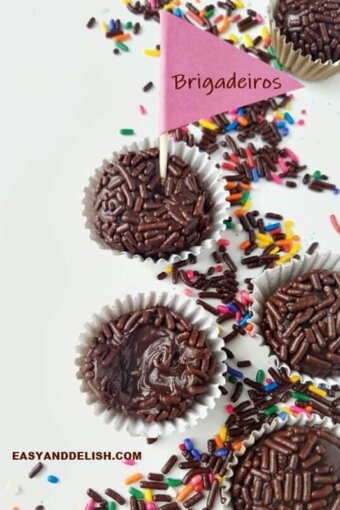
left=93, top=148, right=214, bottom=260
left=275, top=0, right=340, bottom=64
left=83, top=306, right=216, bottom=422
left=231, top=425, right=340, bottom=510
left=261, top=269, right=340, bottom=378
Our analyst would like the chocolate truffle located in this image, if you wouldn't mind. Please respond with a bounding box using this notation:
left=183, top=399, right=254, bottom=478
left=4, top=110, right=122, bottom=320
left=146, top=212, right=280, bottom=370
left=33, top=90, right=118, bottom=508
left=93, top=147, right=214, bottom=260
left=83, top=306, right=216, bottom=422
left=232, top=425, right=340, bottom=510
left=261, top=269, right=340, bottom=378
left=274, top=0, right=340, bottom=64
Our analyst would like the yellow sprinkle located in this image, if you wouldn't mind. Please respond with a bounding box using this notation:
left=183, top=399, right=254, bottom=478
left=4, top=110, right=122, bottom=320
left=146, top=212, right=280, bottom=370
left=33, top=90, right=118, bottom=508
left=256, top=233, right=273, bottom=243
left=219, top=425, right=228, bottom=442
left=261, top=26, right=270, bottom=38
left=242, top=200, right=251, bottom=212
left=144, top=48, right=161, bottom=57
left=283, top=220, right=294, bottom=228
left=234, top=0, right=244, bottom=7
left=100, top=21, right=109, bottom=34
left=276, top=254, right=292, bottom=265
left=285, top=103, right=292, bottom=110
left=274, top=111, right=284, bottom=120
left=165, top=265, right=173, bottom=274
left=244, top=33, right=253, bottom=48
left=290, top=375, right=300, bottom=383
left=163, top=2, right=174, bottom=9
left=257, top=241, right=272, bottom=248
left=289, top=242, right=301, bottom=256
left=215, top=475, right=223, bottom=483
left=269, top=246, right=280, bottom=255
left=280, top=406, right=293, bottom=415
left=216, top=326, right=221, bottom=336
left=122, top=0, right=132, bottom=3
left=308, top=384, right=327, bottom=397
left=144, top=489, right=153, bottom=502
left=228, top=33, right=239, bottom=44
left=199, top=119, right=217, bottom=131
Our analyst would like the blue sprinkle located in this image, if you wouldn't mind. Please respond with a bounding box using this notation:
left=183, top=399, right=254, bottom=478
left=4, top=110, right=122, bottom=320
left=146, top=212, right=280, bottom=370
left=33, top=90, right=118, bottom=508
left=174, top=7, right=182, bottom=16
left=191, top=448, right=201, bottom=461
left=264, top=382, right=279, bottom=392
left=216, top=448, right=229, bottom=457
left=333, top=188, right=340, bottom=195
left=276, top=121, right=286, bottom=129
left=237, top=107, right=245, bottom=116
left=47, top=475, right=59, bottom=484
left=264, top=222, right=281, bottom=232
left=277, top=411, right=288, bottom=420
left=226, top=303, right=238, bottom=313
left=225, top=121, right=238, bottom=132
left=109, top=19, right=116, bottom=31
left=251, top=168, right=259, bottom=182
left=284, top=112, right=295, bottom=124
left=183, top=438, right=194, bottom=451
left=226, top=365, right=244, bottom=379
left=280, top=127, right=289, bottom=136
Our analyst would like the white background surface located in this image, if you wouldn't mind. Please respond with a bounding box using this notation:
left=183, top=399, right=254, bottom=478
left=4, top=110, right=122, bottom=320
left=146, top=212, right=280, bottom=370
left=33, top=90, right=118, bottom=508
left=1, top=0, right=340, bottom=508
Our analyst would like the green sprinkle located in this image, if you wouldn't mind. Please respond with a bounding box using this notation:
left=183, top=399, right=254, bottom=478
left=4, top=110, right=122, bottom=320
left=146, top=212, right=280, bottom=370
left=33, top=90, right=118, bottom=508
left=255, top=369, right=265, bottom=384
left=263, top=404, right=279, bottom=416
left=228, top=375, right=237, bottom=383
left=166, top=478, right=182, bottom=487
left=120, top=129, right=135, bottom=136
left=292, top=391, right=309, bottom=402
left=226, top=222, right=235, bottom=229
left=115, top=41, right=129, bottom=52
left=268, top=45, right=276, bottom=57
left=107, top=502, right=116, bottom=510
left=125, top=21, right=133, bottom=29
left=274, top=59, right=283, bottom=70
left=128, top=487, right=144, bottom=499
left=205, top=8, right=215, bottom=19
left=313, top=170, right=322, bottom=180
left=240, top=191, right=250, bottom=205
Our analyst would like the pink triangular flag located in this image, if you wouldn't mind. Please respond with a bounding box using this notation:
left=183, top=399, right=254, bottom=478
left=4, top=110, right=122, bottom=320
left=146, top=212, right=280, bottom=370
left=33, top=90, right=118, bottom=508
left=160, top=11, right=303, bottom=133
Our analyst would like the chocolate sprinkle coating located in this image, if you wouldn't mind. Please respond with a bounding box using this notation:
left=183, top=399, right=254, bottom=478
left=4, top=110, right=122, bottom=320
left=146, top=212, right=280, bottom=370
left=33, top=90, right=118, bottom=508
left=261, top=269, right=340, bottom=378
left=274, top=0, right=340, bottom=64
left=232, top=425, right=340, bottom=510
left=83, top=306, right=216, bottom=422
left=93, top=148, right=214, bottom=260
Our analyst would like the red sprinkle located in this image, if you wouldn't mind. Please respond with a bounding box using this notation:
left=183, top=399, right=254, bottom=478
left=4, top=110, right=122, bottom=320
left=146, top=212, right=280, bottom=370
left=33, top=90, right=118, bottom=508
left=330, top=214, right=340, bottom=233
left=218, top=239, right=230, bottom=248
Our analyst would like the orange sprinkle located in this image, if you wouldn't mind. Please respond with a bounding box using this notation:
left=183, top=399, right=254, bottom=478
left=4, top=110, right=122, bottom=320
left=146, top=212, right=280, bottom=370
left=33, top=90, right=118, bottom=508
left=218, top=15, right=230, bottom=33
left=240, top=240, right=251, bottom=250
left=238, top=116, right=249, bottom=127
left=225, top=182, right=237, bottom=190
left=214, top=434, right=224, bottom=448
left=177, top=484, right=194, bottom=502
left=226, top=192, right=242, bottom=202
left=275, top=240, right=292, bottom=248
left=245, top=323, right=253, bottom=332
left=173, top=0, right=181, bottom=4
left=199, top=8, right=205, bottom=16
left=305, top=406, right=313, bottom=413
left=232, top=441, right=243, bottom=451
left=125, top=473, right=143, bottom=485
left=113, top=33, right=131, bottom=42
left=240, top=183, right=251, bottom=190
left=292, top=235, right=300, bottom=241
left=234, top=208, right=244, bottom=217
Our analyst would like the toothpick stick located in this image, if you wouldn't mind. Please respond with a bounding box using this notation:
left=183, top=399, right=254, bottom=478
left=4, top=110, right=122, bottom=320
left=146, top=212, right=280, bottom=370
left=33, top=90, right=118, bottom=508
left=159, top=131, right=168, bottom=183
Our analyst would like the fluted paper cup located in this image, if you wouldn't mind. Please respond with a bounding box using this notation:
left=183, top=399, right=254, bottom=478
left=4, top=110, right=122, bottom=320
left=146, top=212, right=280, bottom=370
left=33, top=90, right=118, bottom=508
left=83, top=137, right=227, bottom=264
left=75, top=291, right=226, bottom=438
left=223, top=413, right=340, bottom=508
left=269, top=0, right=340, bottom=80
left=250, top=251, right=340, bottom=387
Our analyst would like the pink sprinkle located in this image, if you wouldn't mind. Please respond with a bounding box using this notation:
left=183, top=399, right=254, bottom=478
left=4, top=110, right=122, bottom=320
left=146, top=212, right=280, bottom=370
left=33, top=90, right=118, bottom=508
left=150, top=0, right=157, bottom=8
left=301, top=109, right=307, bottom=114
left=256, top=14, right=263, bottom=23
left=285, top=148, right=299, bottom=163
left=215, top=265, right=223, bottom=272
left=185, top=269, right=194, bottom=280
left=297, top=119, right=305, bottom=126
left=146, top=504, right=157, bottom=510
left=240, top=290, right=253, bottom=304
left=278, top=157, right=289, bottom=173
left=208, top=473, right=215, bottom=484
left=231, top=14, right=241, bottom=22
left=230, top=108, right=237, bottom=115
left=85, top=500, right=96, bottom=510
left=122, top=459, right=136, bottom=466
left=218, top=238, right=230, bottom=248
left=180, top=126, right=189, bottom=133
left=139, top=104, right=146, bottom=115
left=225, top=404, right=234, bottom=414
left=183, top=288, right=194, bottom=297
left=231, top=114, right=238, bottom=121
left=265, top=378, right=273, bottom=384
left=290, top=405, right=311, bottom=416
left=217, top=304, right=229, bottom=314
left=235, top=311, right=241, bottom=323
left=271, top=172, right=283, bottom=185
left=191, top=474, right=202, bottom=485
left=330, top=214, right=340, bottom=234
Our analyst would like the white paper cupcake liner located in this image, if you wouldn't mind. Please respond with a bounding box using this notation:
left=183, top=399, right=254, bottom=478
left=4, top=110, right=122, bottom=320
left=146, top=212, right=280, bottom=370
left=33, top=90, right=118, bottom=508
left=83, top=137, right=228, bottom=264
left=75, top=291, right=226, bottom=438
left=223, top=413, right=340, bottom=508
left=269, top=0, right=340, bottom=80
left=250, top=250, right=340, bottom=387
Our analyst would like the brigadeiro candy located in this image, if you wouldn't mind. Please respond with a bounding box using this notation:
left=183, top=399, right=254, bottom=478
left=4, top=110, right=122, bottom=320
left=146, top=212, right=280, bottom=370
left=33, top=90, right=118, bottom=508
left=269, top=0, right=340, bottom=79
left=76, top=293, right=225, bottom=437
left=229, top=423, right=340, bottom=510
left=83, top=138, right=226, bottom=263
